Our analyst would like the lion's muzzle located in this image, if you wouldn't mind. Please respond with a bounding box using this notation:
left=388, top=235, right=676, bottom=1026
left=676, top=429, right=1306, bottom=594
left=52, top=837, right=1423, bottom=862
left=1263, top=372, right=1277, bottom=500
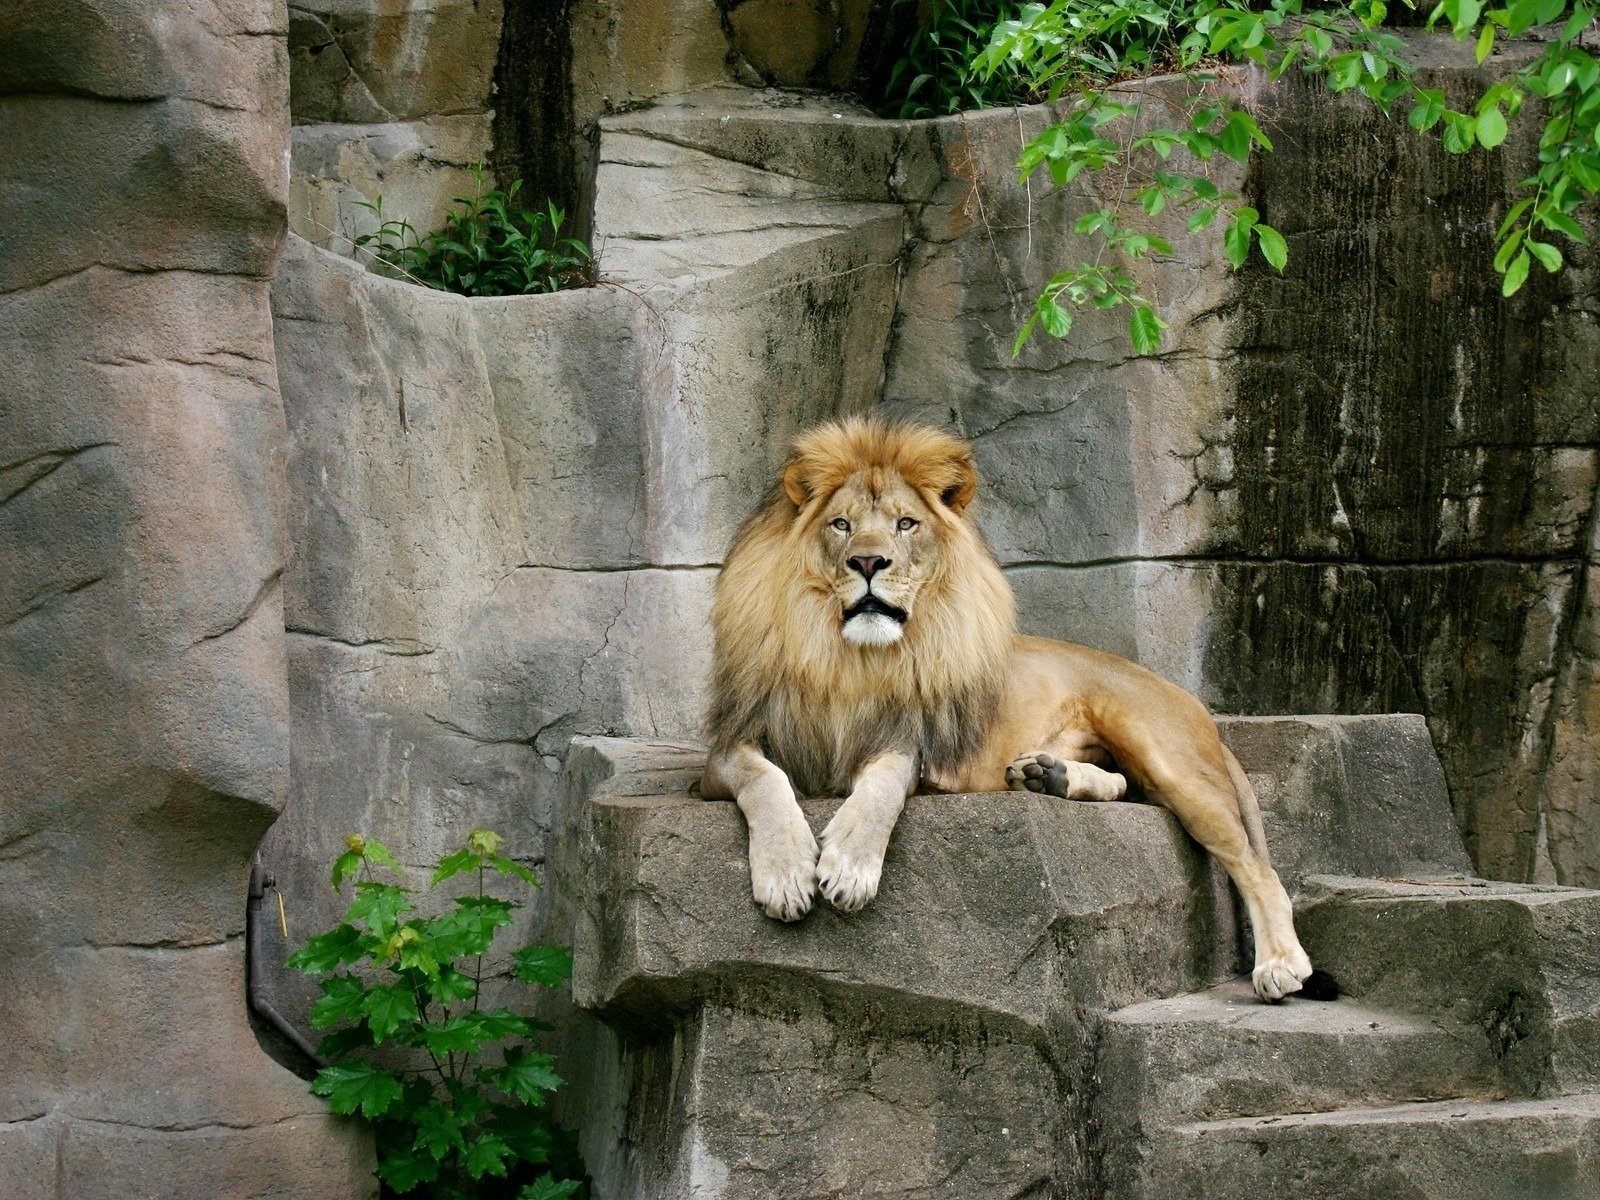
left=842, top=592, right=908, bottom=647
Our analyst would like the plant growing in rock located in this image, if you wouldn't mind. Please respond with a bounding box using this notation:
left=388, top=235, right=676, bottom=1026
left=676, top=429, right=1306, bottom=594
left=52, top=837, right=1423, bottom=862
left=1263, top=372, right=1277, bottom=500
left=353, top=166, right=591, bottom=297
left=286, top=830, right=583, bottom=1200
left=880, top=0, right=1037, bottom=117
left=972, top=0, right=1598, bottom=353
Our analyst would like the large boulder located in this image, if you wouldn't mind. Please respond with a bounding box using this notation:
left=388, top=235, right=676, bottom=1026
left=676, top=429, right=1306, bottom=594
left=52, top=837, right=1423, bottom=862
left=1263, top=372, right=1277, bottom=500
left=0, top=1, right=371, bottom=1194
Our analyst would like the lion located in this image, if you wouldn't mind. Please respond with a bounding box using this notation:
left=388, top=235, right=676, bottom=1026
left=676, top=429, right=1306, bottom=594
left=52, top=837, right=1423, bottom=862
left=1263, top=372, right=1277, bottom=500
left=702, top=417, right=1321, bottom=1002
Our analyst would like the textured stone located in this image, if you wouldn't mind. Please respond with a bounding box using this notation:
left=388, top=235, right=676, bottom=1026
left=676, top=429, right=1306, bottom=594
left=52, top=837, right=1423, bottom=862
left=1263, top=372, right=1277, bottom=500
left=574, top=786, right=1242, bottom=1026
left=625, top=1003, right=1060, bottom=1200
left=0, top=1, right=370, bottom=1192
left=563, top=728, right=1600, bottom=1200
left=1544, top=513, right=1600, bottom=885
left=1215, top=714, right=1473, bottom=890
left=1146, top=1095, right=1600, bottom=1200
left=288, top=114, right=492, bottom=254
left=1298, top=875, right=1600, bottom=1095
left=288, top=0, right=502, bottom=125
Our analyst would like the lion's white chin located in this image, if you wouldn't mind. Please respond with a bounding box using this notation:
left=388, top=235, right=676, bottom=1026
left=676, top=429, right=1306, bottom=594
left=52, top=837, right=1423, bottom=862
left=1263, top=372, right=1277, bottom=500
left=842, top=613, right=904, bottom=647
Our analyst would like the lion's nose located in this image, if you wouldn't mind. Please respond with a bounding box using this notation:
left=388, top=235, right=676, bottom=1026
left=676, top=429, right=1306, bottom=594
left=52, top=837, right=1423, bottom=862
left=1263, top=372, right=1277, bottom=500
left=848, top=555, right=890, bottom=580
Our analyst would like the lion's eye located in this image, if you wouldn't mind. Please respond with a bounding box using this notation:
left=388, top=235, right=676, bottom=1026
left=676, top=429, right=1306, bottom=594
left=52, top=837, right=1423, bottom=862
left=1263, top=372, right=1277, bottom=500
left=830, top=517, right=851, bottom=533
left=897, top=517, right=919, bottom=532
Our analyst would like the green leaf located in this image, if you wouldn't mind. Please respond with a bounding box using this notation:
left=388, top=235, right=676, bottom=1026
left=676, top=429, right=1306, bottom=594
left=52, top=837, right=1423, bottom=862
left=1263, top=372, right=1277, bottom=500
left=364, top=840, right=399, bottom=870
left=520, top=1177, right=583, bottom=1200
left=1255, top=223, right=1289, bottom=271
left=426, top=966, right=479, bottom=1005
left=491, top=1046, right=565, bottom=1104
left=1128, top=306, right=1168, bottom=355
left=348, top=881, right=412, bottom=939
left=314, top=1026, right=374, bottom=1059
left=411, top=1100, right=468, bottom=1162
left=1476, top=105, right=1509, bottom=148
left=463, top=1132, right=514, bottom=1180
left=1540, top=209, right=1589, bottom=242
left=1039, top=297, right=1073, bottom=339
left=311, top=974, right=369, bottom=1029
left=1442, top=111, right=1478, bottom=152
left=286, top=924, right=368, bottom=974
left=1497, top=196, right=1535, bottom=238
left=1526, top=239, right=1563, bottom=271
left=361, top=982, right=421, bottom=1042
left=1223, top=208, right=1259, bottom=269
left=310, top=1061, right=405, bottom=1118
left=1501, top=248, right=1531, bottom=294
left=1011, top=314, right=1039, bottom=358
left=375, top=1144, right=441, bottom=1194
left=513, top=945, right=575, bottom=987
left=470, top=1008, right=539, bottom=1042
left=331, top=850, right=363, bottom=891
left=428, top=851, right=476, bottom=889
left=422, top=1015, right=490, bottom=1057
left=488, top=854, right=540, bottom=885
left=1475, top=23, right=1495, bottom=63
left=1494, top=226, right=1526, bottom=270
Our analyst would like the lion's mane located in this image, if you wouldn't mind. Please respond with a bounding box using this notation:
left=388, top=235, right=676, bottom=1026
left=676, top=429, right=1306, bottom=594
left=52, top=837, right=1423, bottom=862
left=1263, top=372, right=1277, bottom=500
left=706, top=418, right=1017, bottom=796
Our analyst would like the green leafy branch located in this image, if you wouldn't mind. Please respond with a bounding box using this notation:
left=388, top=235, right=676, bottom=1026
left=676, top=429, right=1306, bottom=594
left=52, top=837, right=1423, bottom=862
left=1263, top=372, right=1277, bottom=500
left=975, top=0, right=1598, bottom=353
left=287, top=831, right=582, bottom=1200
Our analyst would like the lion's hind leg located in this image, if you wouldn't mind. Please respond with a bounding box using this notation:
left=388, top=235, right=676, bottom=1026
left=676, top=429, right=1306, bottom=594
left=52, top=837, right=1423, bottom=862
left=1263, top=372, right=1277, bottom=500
left=1005, top=752, right=1127, bottom=802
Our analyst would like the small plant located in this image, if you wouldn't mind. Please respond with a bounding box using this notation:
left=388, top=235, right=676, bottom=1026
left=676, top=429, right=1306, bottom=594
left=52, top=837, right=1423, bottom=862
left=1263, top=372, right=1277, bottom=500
left=353, top=167, right=591, bottom=297
left=287, top=830, right=583, bottom=1200
left=880, top=0, right=1036, bottom=117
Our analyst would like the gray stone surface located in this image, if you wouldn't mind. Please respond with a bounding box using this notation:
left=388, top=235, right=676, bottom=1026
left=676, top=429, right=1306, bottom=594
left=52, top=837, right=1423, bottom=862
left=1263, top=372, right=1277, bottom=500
left=1298, top=875, right=1600, bottom=1096
left=1216, top=714, right=1473, bottom=889
left=285, top=0, right=503, bottom=259
left=563, top=731, right=1600, bottom=1200
left=1148, top=1095, right=1600, bottom=1200
left=0, top=1, right=372, bottom=1194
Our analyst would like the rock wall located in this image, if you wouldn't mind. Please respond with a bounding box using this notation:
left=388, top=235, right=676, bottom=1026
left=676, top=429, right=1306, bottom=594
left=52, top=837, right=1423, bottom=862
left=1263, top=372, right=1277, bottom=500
left=877, top=42, right=1600, bottom=885
left=259, top=46, right=1600, bottom=1067
left=0, top=2, right=371, bottom=1196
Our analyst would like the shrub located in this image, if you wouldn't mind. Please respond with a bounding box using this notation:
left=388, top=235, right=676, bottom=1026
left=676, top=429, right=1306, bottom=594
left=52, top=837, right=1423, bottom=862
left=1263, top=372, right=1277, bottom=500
left=969, top=0, right=1598, bottom=353
left=879, top=0, right=1036, bottom=117
left=353, top=167, right=591, bottom=297
left=286, top=830, right=583, bottom=1200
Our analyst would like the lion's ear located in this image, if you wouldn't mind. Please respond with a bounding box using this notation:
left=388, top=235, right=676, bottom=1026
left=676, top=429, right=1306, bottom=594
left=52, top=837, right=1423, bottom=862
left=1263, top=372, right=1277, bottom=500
left=781, top=459, right=811, bottom=508
left=935, top=451, right=978, bottom=514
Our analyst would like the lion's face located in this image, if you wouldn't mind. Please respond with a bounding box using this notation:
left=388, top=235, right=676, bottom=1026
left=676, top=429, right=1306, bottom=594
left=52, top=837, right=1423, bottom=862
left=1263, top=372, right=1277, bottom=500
left=709, top=418, right=1018, bottom=791
left=819, top=473, right=939, bottom=648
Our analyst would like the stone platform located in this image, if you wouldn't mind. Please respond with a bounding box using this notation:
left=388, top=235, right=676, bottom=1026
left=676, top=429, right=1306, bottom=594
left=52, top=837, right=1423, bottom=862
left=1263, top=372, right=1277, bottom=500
left=555, top=716, right=1600, bottom=1199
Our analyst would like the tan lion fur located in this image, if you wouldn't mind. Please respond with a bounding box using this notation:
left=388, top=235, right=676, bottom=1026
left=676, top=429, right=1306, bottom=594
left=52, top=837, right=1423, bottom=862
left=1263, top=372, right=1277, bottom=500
left=707, top=419, right=1015, bottom=796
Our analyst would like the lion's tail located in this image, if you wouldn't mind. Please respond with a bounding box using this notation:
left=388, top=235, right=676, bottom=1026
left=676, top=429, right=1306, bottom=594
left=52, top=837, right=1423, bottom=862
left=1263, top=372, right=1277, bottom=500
left=1222, top=745, right=1271, bottom=869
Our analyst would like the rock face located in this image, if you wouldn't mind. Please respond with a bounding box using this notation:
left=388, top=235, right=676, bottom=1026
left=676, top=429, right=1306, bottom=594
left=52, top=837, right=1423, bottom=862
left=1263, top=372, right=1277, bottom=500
left=561, top=723, right=1600, bottom=1199
left=872, top=39, right=1599, bottom=887
left=288, top=0, right=502, bottom=253
left=0, top=2, right=371, bottom=1196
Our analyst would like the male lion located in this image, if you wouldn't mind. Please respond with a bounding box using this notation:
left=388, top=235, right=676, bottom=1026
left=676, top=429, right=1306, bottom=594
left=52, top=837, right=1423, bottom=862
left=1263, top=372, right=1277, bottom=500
left=703, top=418, right=1319, bottom=1002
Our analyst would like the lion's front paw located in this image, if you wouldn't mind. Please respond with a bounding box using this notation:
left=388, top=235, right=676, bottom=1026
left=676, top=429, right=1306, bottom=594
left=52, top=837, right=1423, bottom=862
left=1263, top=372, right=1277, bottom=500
left=748, top=817, right=819, bottom=922
left=816, top=809, right=890, bottom=914
left=1251, top=948, right=1315, bottom=1002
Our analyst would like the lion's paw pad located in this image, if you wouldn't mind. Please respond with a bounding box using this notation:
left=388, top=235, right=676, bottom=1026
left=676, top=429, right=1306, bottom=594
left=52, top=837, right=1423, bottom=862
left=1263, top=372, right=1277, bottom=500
left=1005, top=753, right=1076, bottom=797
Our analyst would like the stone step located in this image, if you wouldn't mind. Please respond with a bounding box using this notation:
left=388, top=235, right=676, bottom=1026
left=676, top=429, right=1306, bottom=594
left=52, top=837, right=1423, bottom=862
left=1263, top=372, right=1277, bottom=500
left=1297, top=874, right=1600, bottom=1095
left=1096, top=980, right=1498, bottom=1172
left=1131, top=1094, right=1600, bottom=1200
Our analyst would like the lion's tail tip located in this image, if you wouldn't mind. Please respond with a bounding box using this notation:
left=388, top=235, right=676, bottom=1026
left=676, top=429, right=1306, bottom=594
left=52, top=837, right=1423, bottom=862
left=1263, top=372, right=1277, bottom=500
left=1298, top=968, right=1341, bottom=1001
